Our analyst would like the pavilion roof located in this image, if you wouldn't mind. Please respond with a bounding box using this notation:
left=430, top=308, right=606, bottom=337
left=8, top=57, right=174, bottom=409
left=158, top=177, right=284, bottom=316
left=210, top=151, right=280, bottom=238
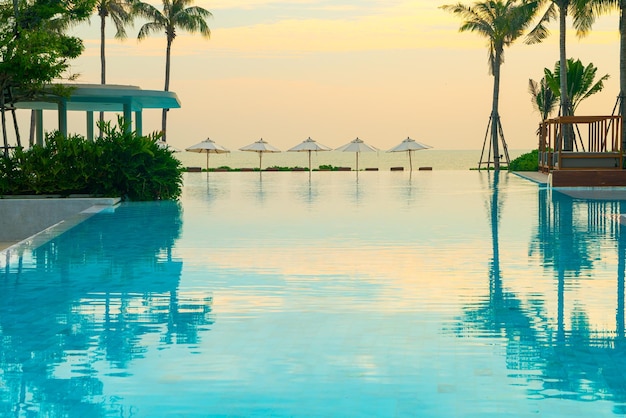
left=13, top=84, right=181, bottom=112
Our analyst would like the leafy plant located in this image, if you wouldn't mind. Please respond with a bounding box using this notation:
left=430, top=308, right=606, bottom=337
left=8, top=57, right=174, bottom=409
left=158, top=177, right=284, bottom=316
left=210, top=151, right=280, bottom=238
left=92, top=120, right=183, bottom=200
left=528, top=77, right=558, bottom=121
left=509, top=149, right=539, bottom=171
left=543, top=58, right=610, bottom=115
left=0, top=119, right=183, bottom=200
left=0, top=1, right=94, bottom=150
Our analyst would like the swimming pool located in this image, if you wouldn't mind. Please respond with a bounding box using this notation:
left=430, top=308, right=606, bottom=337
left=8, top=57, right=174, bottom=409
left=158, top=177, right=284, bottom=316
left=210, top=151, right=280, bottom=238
left=2, top=171, right=626, bottom=417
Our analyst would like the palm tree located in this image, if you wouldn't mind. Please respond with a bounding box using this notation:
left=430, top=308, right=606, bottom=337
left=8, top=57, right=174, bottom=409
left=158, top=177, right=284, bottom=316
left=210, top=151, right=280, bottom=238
left=95, top=0, right=133, bottom=132
left=526, top=0, right=596, bottom=150
left=528, top=77, right=558, bottom=121
left=572, top=0, right=626, bottom=150
left=442, top=0, right=540, bottom=170
left=97, top=1, right=132, bottom=86
left=529, top=58, right=608, bottom=144
left=543, top=58, right=610, bottom=114
left=133, top=0, right=211, bottom=141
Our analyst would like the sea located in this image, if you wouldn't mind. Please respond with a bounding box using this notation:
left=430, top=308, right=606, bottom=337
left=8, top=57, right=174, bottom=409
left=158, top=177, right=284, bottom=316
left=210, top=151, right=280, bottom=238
left=174, top=149, right=530, bottom=171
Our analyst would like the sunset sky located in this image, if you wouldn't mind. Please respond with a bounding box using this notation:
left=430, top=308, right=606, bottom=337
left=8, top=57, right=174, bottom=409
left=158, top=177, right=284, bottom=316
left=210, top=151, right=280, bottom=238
left=50, top=1, right=623, bottom=150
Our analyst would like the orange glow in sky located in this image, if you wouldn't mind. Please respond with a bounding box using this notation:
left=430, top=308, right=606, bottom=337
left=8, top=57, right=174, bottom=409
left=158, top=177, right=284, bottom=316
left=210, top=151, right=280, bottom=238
left=27, top=1, right=625, bottom=151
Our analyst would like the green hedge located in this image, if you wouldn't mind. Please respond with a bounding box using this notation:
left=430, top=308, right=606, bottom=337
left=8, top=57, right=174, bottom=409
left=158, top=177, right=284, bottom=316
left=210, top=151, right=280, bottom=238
left=0, top=121, right=183, bottom=200
left=508, top=150, right=539, bottom=171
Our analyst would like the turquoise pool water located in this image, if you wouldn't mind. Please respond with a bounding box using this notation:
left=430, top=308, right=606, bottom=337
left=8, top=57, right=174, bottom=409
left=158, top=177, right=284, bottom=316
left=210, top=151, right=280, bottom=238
left=2, top=171, right=626, bottom=417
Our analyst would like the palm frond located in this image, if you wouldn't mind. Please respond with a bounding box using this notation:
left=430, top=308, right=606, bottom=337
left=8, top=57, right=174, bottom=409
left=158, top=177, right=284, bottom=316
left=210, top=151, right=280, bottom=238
left=525, top=3, right=556, bottom=45
left=529, top=76, right=558, bottom=120
left=137, top=21, right=164, bottom=40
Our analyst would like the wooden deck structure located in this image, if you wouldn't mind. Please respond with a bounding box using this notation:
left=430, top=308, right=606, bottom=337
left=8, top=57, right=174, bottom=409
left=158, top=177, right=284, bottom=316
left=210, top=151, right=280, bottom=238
left=538, top=115, right=626, bottom=187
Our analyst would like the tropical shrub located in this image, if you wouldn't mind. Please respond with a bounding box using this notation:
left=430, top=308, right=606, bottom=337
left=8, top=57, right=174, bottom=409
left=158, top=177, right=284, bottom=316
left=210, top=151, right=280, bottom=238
left=0, top=120, right=183, bottom=200
left=508, top=149, right=538, bottom=171
left=92, top=121, right=183, bottom=200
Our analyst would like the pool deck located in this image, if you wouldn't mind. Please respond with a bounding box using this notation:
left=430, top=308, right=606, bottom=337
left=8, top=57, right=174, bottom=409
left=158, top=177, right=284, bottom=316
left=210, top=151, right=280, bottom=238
left=513, top=171, right=549, bottom=185
left=0, top=197, right=120, bottom=250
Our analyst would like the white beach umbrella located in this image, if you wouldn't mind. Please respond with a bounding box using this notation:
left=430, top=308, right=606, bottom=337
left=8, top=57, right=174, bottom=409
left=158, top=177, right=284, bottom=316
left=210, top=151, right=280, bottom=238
left=239, top=138, right=281, bottom=170
left=388, top=137, right=432, bottom=171
left=156, top=140, right=181, bottom=153
left=335, top=137, right=377, bottom=171
left=288, top=137, right=332, bottom=172
left=185, top=138, right=230, bottom=170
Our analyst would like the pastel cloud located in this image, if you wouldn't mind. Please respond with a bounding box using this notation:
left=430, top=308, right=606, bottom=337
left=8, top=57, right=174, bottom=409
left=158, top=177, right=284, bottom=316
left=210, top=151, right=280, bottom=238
left=77, top=0, right=620, bottom=59
left=82, top=1, right=474, bottom=57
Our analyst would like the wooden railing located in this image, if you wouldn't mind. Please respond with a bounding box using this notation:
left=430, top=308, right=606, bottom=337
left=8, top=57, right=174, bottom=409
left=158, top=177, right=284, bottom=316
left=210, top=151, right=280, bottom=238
left=538, top=115, right=623, bottom=172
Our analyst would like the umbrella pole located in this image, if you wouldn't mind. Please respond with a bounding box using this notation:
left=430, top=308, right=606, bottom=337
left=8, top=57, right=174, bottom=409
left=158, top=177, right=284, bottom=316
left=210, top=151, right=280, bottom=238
left=409, top=150, right=413, bottom=171
left=308, top=150, right=312, bottom=172
left=259, top=152, right=262, bottom=171
left=206, top=153, right=210, bottom=171
left=356, top=152, right=359, bottom=172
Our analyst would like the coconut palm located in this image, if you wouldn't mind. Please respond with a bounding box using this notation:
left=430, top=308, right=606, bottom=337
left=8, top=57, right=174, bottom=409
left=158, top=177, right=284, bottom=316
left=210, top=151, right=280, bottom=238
left=570, top=0, right=626, bottom=149
left=442, top=0, right=540, bottom=170
left=97, top=1, right=132, bottom=86
left=133, top=0, right=212, bottom=141
left=526, top=0, right=597, bottom=150
left=95, top=0, right=133, bottom=134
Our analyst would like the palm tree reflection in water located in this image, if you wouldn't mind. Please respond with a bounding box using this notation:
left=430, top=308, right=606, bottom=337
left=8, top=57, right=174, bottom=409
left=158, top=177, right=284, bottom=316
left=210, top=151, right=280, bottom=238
left=460, top=176, right=626, bottom=409
left=0, top=202, right=214, bottom=415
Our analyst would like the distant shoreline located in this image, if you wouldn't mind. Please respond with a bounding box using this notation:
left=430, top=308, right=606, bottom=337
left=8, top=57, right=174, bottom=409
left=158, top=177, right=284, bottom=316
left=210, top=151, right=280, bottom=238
left=176, top=149, right=530, bottom=172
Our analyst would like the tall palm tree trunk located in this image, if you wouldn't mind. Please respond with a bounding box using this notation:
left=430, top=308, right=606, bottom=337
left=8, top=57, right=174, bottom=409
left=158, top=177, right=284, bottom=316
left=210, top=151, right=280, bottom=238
left=491, top=52, right=502, bottom=170
left=162, top=36, right=173, bottom=141
left=618, top=200, right=626, bottom=338
left=619, top=0, right=626, bottom=150
left=489, top=171, right=501, bottom=300
left=559, top=4, right=571, bottom=150
left=99, top=14, right=106, bottom=137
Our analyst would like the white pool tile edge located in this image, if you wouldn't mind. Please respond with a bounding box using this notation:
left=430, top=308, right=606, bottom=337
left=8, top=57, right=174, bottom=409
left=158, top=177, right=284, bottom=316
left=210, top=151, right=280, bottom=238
left=0, top=201, right=120, bottom=261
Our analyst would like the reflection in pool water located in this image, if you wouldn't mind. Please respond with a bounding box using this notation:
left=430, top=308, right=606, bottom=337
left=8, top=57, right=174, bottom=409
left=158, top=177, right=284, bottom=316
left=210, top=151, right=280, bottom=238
left=2, top=171, right=626, bottom=417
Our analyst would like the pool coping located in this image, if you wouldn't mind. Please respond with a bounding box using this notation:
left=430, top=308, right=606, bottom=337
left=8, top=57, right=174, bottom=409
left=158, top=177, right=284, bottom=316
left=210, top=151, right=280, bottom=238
left=513, top=171, right=549, bottom=185
left=0, top=198, right=120, bottom=255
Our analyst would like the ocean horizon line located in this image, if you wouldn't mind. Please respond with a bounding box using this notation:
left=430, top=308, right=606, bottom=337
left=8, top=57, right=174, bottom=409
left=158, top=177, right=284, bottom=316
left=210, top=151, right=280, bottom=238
left=175, top=149, right=531, bottom=171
